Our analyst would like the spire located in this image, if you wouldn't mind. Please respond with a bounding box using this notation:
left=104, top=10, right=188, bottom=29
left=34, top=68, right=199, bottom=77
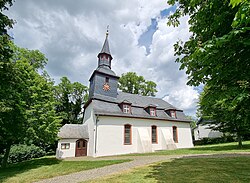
left=98, top=26, right=112, bottom=58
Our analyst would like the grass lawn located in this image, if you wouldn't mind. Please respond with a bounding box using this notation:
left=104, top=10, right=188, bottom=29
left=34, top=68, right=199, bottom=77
left=121, top=141, right=250, bottom=156
left=88, top=156, right=250, bottom=183
left=0, top=157, right=130, bottom=183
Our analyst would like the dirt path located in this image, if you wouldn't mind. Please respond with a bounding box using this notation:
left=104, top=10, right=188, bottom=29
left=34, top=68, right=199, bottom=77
left=36, top=153, right=250, bottom=183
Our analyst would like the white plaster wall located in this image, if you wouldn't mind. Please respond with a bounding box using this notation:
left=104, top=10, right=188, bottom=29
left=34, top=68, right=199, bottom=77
left=194, top=125, right=223, bottom=140
left=83, top=102, right=96, bottom=156
left=95, top=116, right=193, bottom=157
left=56, top=139, right=78, bottom=158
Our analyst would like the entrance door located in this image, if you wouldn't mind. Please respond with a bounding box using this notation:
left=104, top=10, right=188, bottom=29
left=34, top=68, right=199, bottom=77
left=75, top=139, right=87, bottom=157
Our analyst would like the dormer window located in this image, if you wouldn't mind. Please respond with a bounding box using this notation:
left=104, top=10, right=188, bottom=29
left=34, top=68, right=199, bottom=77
left=170, top=110, right=176, bottom=118
left=123, top=104, right=131, bottom=113
left=150, top=108, right=156, bottom=116
left=165, top=109, right=177, bottom=118
left=119, top=100, right=132, bottom=114
left=145, top=105, right=157, bottom=116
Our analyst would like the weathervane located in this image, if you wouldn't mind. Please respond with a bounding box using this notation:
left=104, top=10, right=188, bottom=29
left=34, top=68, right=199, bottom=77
left=106, top=25, right=109, bottom=37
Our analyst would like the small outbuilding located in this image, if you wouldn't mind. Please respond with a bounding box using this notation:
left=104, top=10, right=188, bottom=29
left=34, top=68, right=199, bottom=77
left=56, top=124, right=89, bottom=158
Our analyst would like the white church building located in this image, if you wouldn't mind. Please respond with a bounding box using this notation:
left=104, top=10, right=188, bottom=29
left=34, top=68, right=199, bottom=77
left=56, top=31, right=193, bottom=158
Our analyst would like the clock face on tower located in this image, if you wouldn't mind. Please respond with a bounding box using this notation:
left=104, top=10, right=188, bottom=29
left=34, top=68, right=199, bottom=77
left=103, top=83, right=110, bottom=91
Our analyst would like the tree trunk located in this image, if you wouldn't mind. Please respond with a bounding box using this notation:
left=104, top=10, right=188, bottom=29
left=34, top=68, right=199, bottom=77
left=1, top=143, right=11, bottom=168
left=237, top=133, right=243, bottom=148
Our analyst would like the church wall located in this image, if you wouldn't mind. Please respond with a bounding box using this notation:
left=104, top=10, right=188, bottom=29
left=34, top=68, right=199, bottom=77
left=83, top=102, right=96, bottom=156
left=95, top=116, right=193, bottom=157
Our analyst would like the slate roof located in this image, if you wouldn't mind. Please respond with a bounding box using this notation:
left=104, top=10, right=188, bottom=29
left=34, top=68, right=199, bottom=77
left=58, top=124, right=89, bottom=139
left=100, top=35, right=111, bottom=55
left=87, top=92, right=191, bottom=123
left=96, top=66, right=117, bottom=77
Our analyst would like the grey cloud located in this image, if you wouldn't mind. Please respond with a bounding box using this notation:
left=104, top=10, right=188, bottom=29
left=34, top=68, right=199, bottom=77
left=7, top=0, right=198, bottom=116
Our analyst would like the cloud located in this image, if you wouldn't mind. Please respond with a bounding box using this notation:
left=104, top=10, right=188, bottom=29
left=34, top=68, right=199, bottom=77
left=6, top=0, right=199, bottom=116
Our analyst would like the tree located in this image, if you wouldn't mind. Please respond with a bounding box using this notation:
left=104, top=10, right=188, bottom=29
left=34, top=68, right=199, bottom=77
left=54, top=77, right=88, bottom=125
left=0, top=43, right=61, bottom=168
left=167, top=0, right=250, bottom=146
left=118, top=72, right=157, bottom=96
left=0, top=0, right=14, bottom=60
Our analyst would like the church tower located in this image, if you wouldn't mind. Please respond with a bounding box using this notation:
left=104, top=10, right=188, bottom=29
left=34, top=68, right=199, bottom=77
left=89, top=29, right=119, bottom=99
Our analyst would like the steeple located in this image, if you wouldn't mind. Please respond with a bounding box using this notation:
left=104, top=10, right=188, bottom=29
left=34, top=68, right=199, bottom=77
left=97, top=27, right=113, bottom=69
left=88, top=27, right=119, bottom=99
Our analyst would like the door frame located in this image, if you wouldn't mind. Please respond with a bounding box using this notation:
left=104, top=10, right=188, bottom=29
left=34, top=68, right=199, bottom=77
left=75, top=139, right=88, bottom=157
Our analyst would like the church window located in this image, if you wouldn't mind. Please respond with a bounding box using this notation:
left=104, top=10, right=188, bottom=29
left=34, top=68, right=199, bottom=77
left=61, top=143, right=70, bottom=149
left=124, top=124, right=132, bottom=145
left=170, top=110, right=176, bottom=118
left=105, top=77, right=109, bottom=83
left=173, top=126, right=178, bottom=143
left=123, top=104, right=131, bottom=113
left=150, top=108, right=156, bottom=116
left=152, top=125, right=157, bottom=143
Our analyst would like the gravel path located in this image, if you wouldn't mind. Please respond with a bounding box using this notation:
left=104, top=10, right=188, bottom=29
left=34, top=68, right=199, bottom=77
left=36, top=153, right=250, bottom=183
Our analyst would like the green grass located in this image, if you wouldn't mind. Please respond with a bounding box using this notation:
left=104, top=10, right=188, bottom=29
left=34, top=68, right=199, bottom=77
left=88, top=156, right=250, bottom=183
left=0, top=157, right=130, bottom=183
left=122, top=141, right=250, bottom=156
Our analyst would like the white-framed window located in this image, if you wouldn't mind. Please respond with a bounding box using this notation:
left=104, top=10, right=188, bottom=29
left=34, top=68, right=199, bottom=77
left=170, top=110, right=176, bottom=118
left=123, top=104, right=131, bottom=113
left=61, top=143, right=70, bottom=149
left=150, top=108, right=156, bottom=116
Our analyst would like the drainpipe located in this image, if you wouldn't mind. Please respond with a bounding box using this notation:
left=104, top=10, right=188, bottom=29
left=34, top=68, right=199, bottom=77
left=94, top=114, right=99, bottom=156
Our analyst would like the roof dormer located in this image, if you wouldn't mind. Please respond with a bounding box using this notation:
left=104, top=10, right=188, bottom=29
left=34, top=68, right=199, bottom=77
left=119, top=100, right=132, bottom=114
left=165, top=109, right=177, bottom=118
left=144, top=104, right=157, bottom=116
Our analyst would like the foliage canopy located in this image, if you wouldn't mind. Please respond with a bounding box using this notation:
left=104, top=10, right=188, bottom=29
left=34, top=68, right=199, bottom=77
left=118, top=72, right=157, bottom=96
left=54, top=77, right=88, bottom=125
left=167, top=0, right=250, bottom=146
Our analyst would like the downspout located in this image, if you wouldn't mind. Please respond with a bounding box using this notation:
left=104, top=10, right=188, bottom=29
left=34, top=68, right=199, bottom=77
left=94, top=114, right=99, bottom=156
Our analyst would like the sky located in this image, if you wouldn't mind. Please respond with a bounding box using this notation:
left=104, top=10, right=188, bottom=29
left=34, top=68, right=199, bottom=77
left=6, top=0, right=200, bottom=117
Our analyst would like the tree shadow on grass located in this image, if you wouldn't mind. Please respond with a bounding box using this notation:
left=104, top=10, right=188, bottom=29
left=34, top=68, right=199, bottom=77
left=0, top=157, right=61, bottom=182
left=191, top=143, right=250, bottom=152
left=144, top=156, right=250, bottom=183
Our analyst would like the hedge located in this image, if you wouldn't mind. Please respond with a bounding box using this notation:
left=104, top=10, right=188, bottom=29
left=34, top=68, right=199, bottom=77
left=1, top=144, right=46, bottom=165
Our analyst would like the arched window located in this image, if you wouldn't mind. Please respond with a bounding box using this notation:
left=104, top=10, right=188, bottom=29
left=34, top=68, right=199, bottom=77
left=124, top=124, right=132, bottom=145
left=151, top=125, right=157, bottom=143
left=172, top=126, right=178, bottom=143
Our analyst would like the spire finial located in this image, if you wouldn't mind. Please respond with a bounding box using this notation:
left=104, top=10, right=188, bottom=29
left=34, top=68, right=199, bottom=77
left=106, top=25, right=109, bottom=37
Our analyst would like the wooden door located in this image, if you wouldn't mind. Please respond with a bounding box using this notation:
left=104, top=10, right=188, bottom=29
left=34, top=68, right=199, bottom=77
left=75, top=139, right=87, bottom=157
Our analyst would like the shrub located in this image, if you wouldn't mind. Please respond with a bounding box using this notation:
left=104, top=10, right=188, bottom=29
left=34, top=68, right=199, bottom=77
left=194, top=136, right=235, bottom=146
left=7, top=144, right=46, bottom=164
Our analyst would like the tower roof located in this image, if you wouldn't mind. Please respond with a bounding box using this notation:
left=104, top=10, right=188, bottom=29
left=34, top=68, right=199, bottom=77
left=98, top=29, right=112, bottom=59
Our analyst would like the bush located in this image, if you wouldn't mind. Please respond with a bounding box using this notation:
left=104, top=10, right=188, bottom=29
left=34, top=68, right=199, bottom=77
left=7, top=144, right=46, bottom=164
left=194, top=136, right=235, bottom=146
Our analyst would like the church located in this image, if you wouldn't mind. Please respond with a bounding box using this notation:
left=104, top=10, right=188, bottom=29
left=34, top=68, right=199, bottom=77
left=56, top=31, right=193, bottom=158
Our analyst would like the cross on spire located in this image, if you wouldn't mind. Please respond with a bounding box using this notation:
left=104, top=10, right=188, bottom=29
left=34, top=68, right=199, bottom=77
left=106, top=25, right=109, bottom=37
